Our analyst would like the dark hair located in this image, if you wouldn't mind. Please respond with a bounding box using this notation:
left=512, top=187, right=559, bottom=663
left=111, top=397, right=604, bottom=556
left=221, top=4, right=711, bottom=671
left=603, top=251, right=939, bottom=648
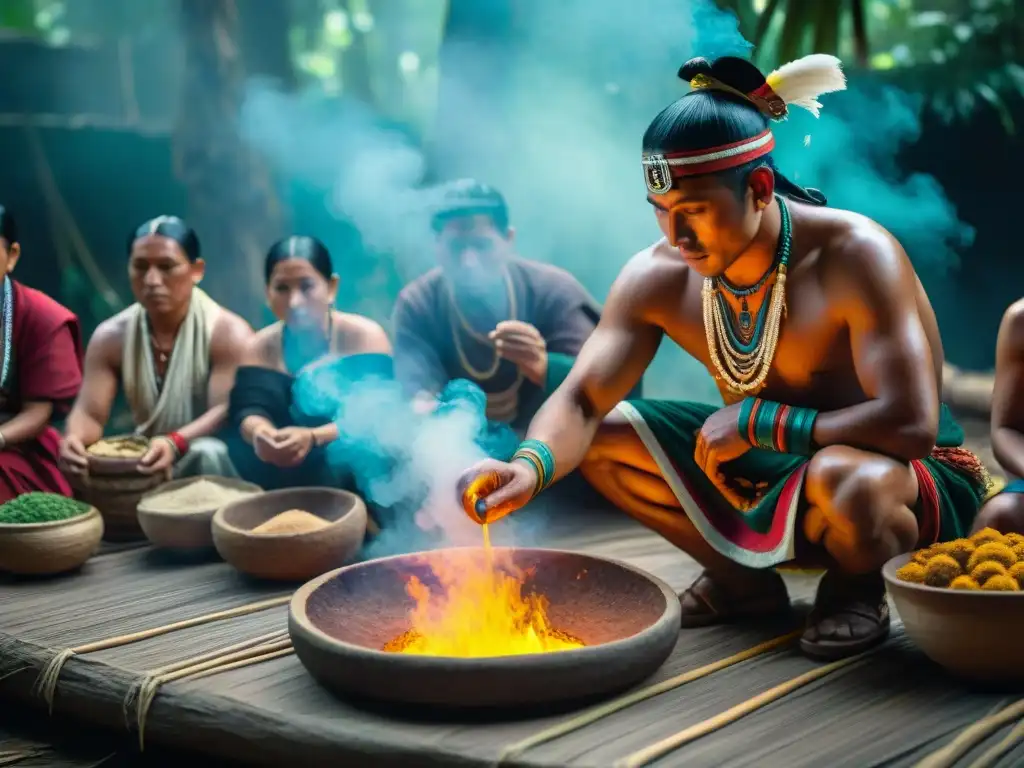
left=128, top=216, right=201, bottom=261
left=0, top=206, right=17, bottom=246
left=264, top=235, right=333, bottom=285
left=430, top=179, right=510, bottom=233
left=643, top=57, right=826, bottom=206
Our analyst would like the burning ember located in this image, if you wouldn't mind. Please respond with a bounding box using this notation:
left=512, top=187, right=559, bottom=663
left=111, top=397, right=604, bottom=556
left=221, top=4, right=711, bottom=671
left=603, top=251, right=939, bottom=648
left=383, top=526, right=584, bottom=657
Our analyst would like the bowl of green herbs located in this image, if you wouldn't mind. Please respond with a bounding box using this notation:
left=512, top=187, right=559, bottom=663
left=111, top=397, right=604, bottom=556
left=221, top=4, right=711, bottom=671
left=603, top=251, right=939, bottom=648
left=0, top=492, right=104, bottom=575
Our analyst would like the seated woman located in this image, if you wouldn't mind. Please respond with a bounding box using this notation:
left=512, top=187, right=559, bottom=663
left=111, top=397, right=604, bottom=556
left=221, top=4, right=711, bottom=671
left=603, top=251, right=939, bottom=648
left=0, top=206, right=85, bottom=502
left=227, top=236, right=393, bottom=490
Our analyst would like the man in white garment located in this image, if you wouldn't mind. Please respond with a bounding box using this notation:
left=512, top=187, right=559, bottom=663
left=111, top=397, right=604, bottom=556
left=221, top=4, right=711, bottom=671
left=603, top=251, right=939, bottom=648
left=59, top=216, right=253, bottom=479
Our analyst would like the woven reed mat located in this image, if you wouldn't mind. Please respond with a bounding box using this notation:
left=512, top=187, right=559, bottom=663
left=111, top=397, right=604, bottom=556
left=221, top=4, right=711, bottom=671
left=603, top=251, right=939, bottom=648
left=0, top=507, right=1017, bottom=767
left=33, top=595, right=291, bottom=712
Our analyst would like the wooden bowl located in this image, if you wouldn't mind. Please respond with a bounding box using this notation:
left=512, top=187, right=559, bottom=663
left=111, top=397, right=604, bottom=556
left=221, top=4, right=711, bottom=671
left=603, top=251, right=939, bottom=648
left=0, top=507, right=104, bottom=575
left=137, top=476, right=264, bottom=551
left=883, top=553, right=1024, bottom=684
left=289, top=547, right=681, bottom=708
left=212, top=487, right=367, bottom=581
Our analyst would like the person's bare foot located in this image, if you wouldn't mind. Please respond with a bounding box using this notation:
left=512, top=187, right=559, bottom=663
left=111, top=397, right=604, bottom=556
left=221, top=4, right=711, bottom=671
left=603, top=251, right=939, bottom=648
left=799, top=570, right=890, bottom=661
left=678, top=569, right=791, bottom=628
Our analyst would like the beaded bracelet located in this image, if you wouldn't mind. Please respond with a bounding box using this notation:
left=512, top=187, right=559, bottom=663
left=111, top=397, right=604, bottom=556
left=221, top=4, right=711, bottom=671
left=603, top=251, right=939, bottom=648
left=737, top=398, right=817, bottom=455
left=512, top=439, right=556, bottom=498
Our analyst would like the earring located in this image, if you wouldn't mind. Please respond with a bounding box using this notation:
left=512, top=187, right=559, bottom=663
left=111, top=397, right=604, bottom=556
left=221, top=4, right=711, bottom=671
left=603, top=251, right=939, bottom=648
left=755, top=199, right=767, bottom=210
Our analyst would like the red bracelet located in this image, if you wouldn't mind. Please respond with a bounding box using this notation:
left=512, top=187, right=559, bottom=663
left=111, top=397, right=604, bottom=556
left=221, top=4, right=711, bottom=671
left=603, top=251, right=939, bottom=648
left=167, top=431, right=189, bottom=456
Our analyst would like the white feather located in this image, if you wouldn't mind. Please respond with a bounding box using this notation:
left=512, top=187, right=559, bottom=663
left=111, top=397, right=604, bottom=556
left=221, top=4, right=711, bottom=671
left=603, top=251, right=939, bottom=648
left=766, top=54, right=847, bottom=118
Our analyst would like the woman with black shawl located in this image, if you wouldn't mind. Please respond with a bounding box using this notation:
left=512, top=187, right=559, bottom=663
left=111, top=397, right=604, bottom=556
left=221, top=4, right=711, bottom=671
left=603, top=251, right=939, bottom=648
left=227, top=236, right=393, bottom=490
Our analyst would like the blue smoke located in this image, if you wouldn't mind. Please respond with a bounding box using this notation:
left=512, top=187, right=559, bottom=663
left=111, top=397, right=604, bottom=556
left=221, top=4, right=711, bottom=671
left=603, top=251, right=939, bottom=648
left=241, top=0, right=971, bottom=555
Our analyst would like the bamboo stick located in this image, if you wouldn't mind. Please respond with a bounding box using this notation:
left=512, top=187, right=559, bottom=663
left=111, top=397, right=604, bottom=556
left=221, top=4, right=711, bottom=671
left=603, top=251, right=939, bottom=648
left=614, top=648, right=881, bottom=768
left=34, top=595, right=291, bottom=711
left=915, top=697, right=1024, bottom=768
left=132, top=636, right=294, bottom=750
left=967, top=715, right=1024, bottom=768
left=498, top=631, right=801, bottom=763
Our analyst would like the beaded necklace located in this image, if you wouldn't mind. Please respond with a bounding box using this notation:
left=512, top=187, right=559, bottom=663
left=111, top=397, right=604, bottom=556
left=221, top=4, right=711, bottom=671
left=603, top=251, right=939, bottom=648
left=0, top=277, right=13, bottom=392
left=702, top=196, right=791, bottom=395
left=446, top=268, right=517, bottom=382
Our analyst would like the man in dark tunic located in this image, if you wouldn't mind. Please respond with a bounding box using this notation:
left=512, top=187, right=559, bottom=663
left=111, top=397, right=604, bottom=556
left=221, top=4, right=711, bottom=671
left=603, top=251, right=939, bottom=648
left=392, top=180, right=612, bottom=433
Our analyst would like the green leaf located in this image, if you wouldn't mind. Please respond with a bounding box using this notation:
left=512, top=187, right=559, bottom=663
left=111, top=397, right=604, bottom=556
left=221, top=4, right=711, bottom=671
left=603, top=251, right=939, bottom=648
left=974, top=81, right=1015, bottom=135
left=0, top=0, right=39, bottom=34
left=954, top=87, right=976, bottom=119
left=777, top=0, right=816, bottom=63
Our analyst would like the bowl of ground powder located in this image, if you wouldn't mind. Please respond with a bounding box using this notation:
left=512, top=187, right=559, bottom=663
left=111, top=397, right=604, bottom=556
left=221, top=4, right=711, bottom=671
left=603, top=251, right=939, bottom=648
left=71, top=435, right=164, bottom=541
left=85, top=435, right=151, bottom=475
left=137, top=476, right=264, bottom=551
left=0, top=493, right=104, bottom=575
left=212, top=487, right=367, bottom=581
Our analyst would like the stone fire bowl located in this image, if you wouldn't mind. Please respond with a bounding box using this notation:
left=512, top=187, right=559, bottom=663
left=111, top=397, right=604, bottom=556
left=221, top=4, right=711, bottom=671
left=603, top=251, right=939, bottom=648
left=884, top=553, right=1024, bottom=684
left=289, top=547, right=681, bottom=709
left=212, top=487, right=367, bottom=581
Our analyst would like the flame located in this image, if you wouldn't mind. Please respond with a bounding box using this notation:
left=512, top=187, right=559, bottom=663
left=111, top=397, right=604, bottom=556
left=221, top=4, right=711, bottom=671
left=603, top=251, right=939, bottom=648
left=384, top=482, right=584, bottom=657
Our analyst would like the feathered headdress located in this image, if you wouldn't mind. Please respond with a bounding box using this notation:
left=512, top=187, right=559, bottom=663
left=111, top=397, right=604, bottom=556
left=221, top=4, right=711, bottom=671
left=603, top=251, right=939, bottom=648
left=641, top=54, right=847, bottom=195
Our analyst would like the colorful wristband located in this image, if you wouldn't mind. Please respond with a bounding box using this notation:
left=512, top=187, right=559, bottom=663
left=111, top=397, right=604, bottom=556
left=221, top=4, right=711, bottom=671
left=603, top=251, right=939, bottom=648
left=737, top=398, right=817, bottom=455
left=512, top=439, right=556, bottom=498
left=166, top=431, right=190, bottom=457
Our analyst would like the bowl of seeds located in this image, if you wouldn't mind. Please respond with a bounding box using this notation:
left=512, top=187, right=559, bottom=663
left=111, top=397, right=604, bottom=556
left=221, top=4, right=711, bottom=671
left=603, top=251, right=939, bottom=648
left=0, top=492, right=104, bottom=575
left=137, top=476, right=263, bottom=551
left=212, top=487, right=367, bottom=581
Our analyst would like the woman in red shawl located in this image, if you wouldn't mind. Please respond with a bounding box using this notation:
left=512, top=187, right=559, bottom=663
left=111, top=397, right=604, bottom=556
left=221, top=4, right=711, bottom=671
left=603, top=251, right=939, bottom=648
left=0, top=206, right=84, bottom=502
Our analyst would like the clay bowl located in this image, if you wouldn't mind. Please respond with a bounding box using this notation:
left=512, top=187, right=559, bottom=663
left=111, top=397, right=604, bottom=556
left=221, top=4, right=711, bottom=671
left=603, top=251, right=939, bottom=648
left=0, top=507, right=104, bottom=575
left=884, top=553, right=1024, bottom=684
left=137, top=476, right=264, bottom=551
left=72, top=435, right=163, bottom=541
left=212, top=487, right=367, bottom=581
left=289, top=547, right=681, bottom=709
left=85, top=435, right=151, bottom=477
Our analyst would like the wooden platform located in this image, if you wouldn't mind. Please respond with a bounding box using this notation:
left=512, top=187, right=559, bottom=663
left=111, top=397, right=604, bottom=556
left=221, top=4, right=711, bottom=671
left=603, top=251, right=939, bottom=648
left=1, top=500, right=1022, bottom=768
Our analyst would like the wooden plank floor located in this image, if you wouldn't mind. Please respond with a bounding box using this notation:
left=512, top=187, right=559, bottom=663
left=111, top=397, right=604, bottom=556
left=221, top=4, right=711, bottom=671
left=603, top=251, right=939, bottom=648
left=0, top=478, right=1018, bottom=767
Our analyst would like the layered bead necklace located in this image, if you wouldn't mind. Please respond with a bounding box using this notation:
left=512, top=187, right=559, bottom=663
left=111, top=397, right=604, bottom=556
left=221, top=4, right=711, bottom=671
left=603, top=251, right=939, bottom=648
left=702, top=196, right=791, bottom=395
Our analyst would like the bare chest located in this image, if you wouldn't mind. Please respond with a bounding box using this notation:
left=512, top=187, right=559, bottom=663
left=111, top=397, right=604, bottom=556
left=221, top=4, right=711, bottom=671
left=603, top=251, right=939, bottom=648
left=659, top=273, right=855, bottom=405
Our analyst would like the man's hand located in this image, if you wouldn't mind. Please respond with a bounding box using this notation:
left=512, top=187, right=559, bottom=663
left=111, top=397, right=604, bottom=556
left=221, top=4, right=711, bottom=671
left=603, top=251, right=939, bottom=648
left=695, top=402, right=751, bottom=508
left=490, top=321, right=548, bottom=385
left=456, top=458, right=537, bottom=523
left=138, top=437, right=178, bottom=476
left=58, top=435, right=90, bottom=477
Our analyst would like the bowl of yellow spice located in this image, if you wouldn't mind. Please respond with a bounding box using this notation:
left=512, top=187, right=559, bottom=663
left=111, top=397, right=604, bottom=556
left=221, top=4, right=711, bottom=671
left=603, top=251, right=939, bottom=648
left=0, top=493, right=104, bottom=576
left=883, top=527, right=1024, bottom=684
left=212, top=487, right=367, bottom=581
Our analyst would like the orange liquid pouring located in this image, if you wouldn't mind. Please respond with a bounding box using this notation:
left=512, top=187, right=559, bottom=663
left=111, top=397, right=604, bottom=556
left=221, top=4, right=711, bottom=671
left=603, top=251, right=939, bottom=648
left=383, top=502, right=583, bottom=657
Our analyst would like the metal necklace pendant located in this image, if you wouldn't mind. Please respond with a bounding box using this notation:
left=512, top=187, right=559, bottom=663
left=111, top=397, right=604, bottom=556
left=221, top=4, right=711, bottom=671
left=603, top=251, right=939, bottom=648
left=738, top=297, right=752, bottom=331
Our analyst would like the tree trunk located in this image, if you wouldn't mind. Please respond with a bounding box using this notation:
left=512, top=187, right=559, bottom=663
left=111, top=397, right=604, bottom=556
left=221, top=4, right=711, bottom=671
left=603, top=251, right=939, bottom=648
left=174, top=0, right=286, bottom=325
left=428, top=0, right=520, bottom=182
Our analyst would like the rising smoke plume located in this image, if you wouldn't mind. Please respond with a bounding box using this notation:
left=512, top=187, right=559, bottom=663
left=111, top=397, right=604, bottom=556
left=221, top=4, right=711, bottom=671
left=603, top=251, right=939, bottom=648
left=240, top=0, right=973, bottom=553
